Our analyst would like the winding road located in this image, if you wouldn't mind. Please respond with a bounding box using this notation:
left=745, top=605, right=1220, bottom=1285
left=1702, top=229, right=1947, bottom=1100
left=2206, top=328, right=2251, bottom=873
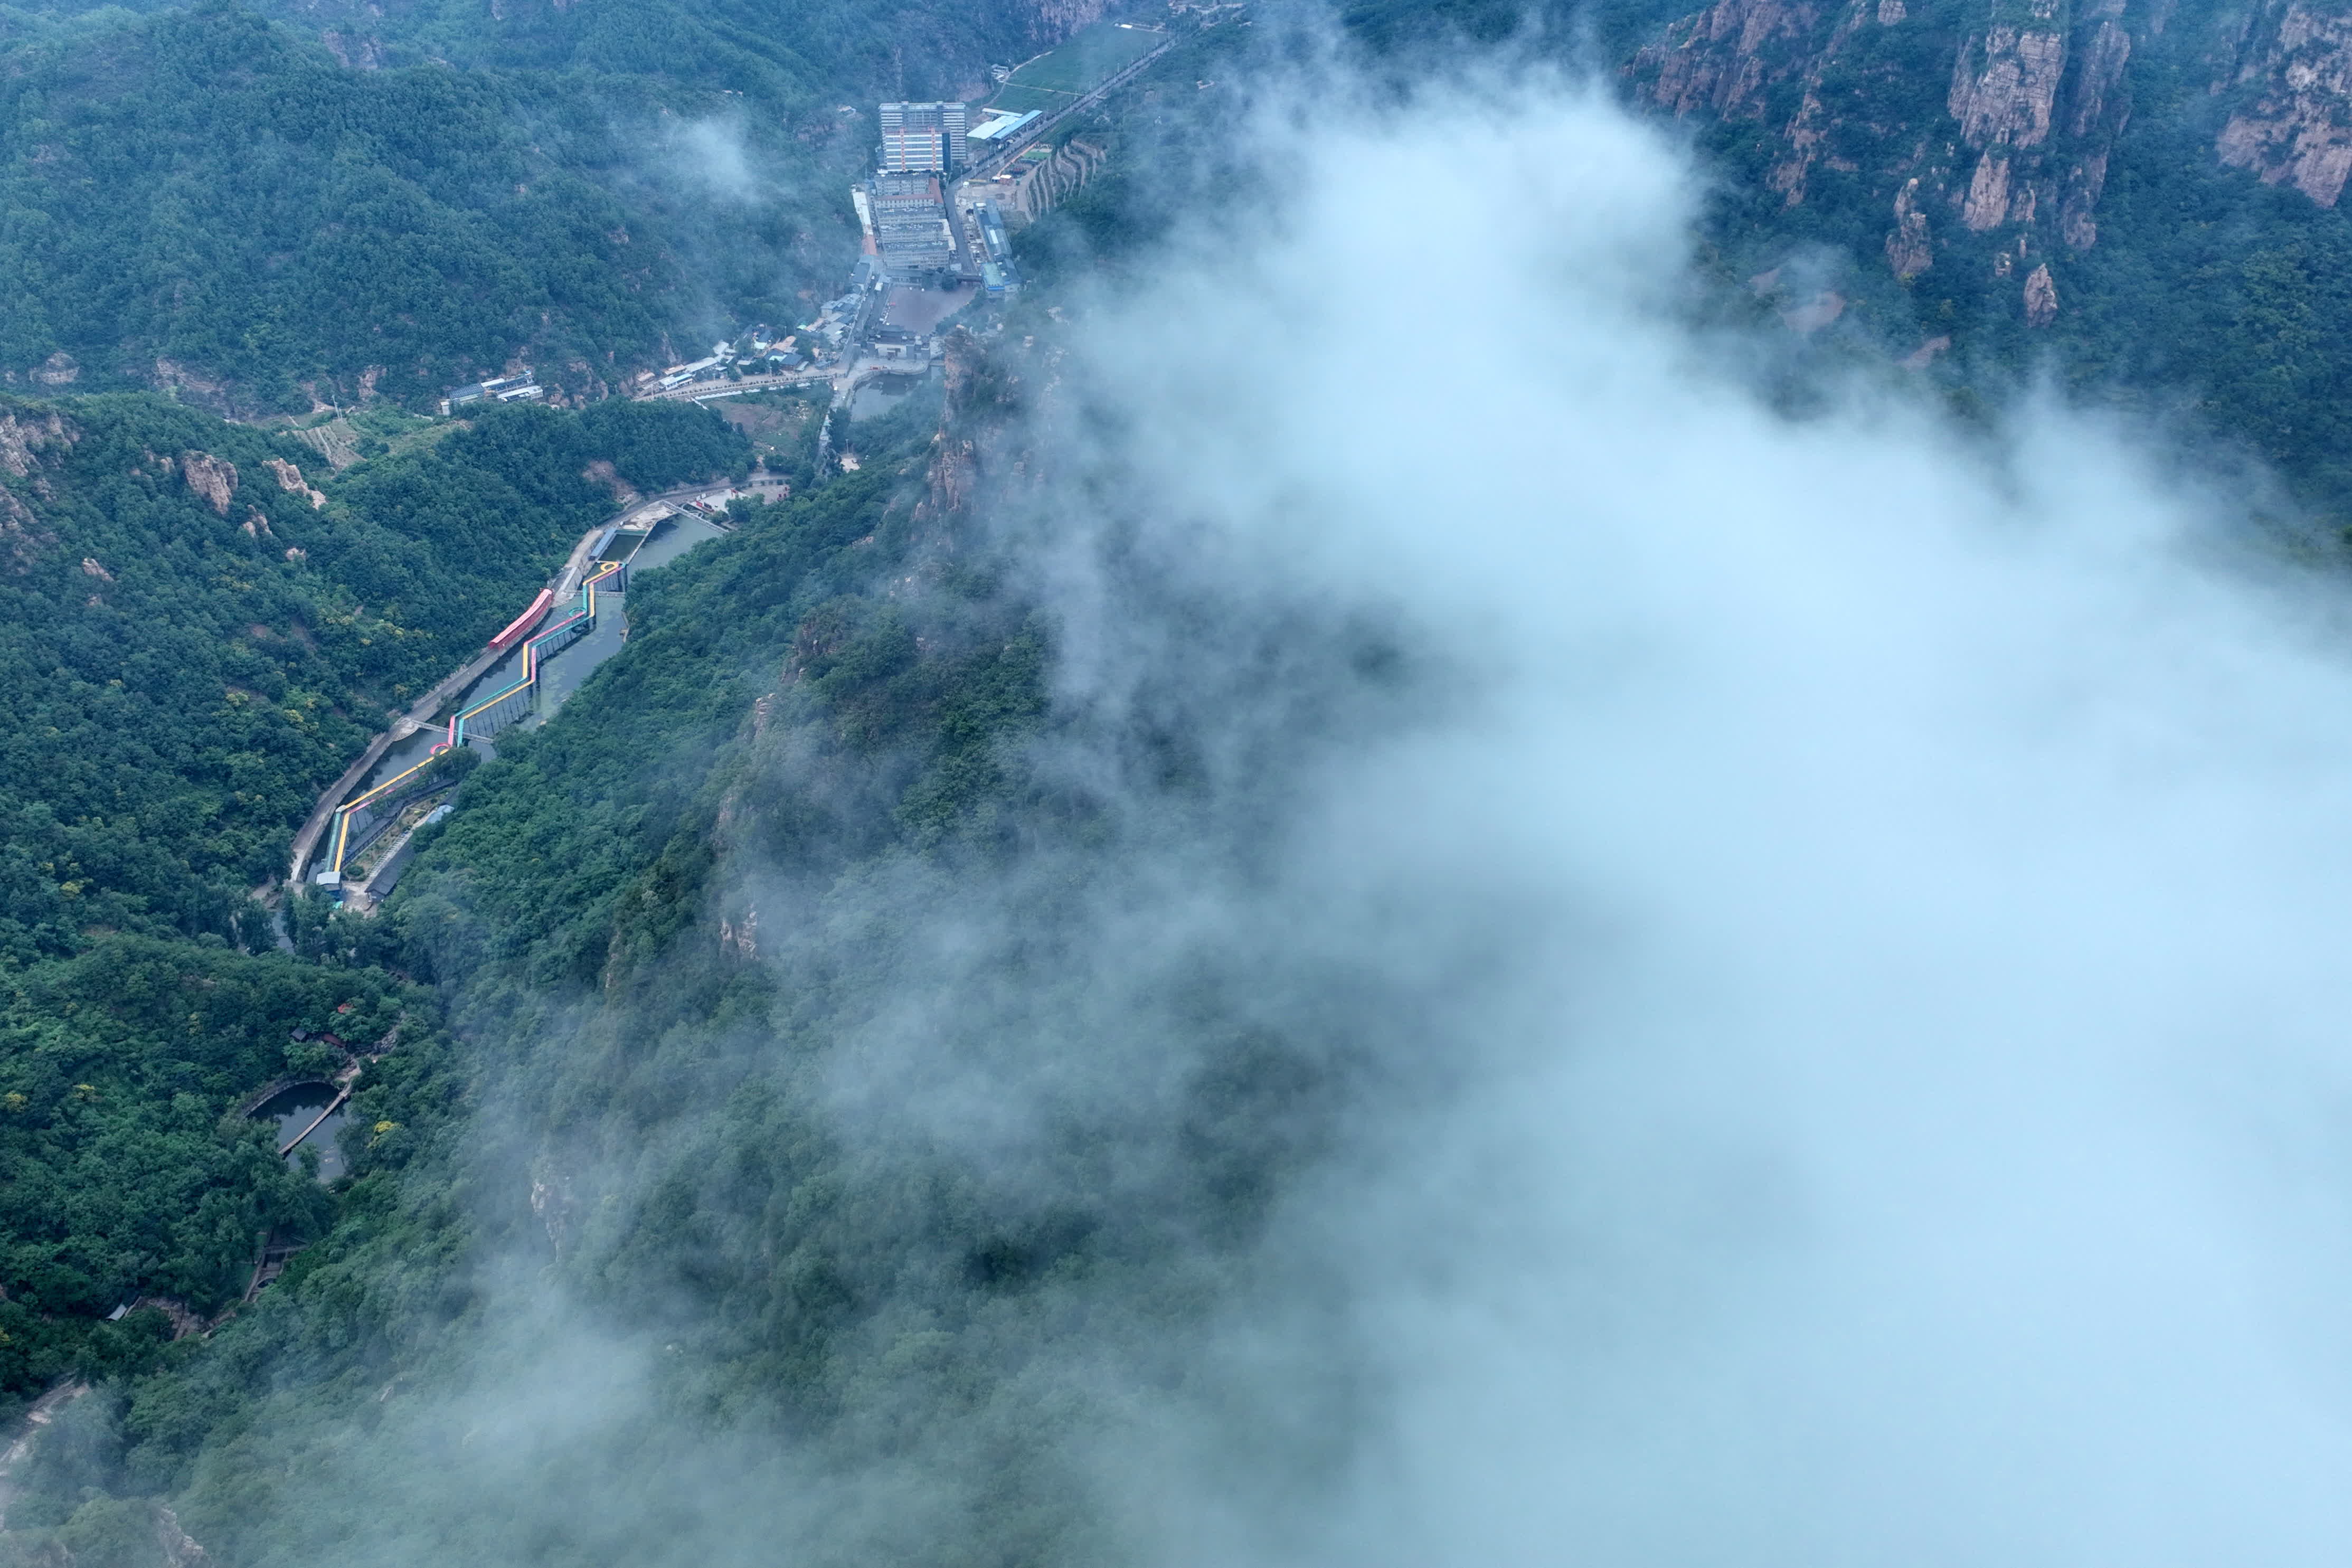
left=285, top=483, right=740, bottom=891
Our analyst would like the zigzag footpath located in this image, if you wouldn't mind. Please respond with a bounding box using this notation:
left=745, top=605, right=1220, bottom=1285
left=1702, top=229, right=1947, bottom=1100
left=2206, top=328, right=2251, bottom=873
left=285, top=483, right=739, bottom=898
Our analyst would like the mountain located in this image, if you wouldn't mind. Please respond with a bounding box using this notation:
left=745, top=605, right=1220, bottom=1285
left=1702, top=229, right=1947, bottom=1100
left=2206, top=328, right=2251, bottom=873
left=0, top=0, right=1110, bottom=412
left=1618, top=0, right=2352, bottom=521
left=6, top=1, right=2352, bottom=1563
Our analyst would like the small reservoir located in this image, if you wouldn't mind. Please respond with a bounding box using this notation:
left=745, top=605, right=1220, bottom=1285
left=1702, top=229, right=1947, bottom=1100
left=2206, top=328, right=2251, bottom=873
left=249, top=1082, right=348, bottom=1181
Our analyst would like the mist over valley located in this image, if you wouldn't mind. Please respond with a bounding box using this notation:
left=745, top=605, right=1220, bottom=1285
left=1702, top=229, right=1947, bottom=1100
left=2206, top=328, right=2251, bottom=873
left=4, top=2, right=2352, bottom=1565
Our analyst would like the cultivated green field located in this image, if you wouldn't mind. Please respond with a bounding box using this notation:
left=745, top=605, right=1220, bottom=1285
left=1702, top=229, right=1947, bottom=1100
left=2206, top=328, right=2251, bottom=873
left=1001, top=20, right=1163, bottom=98
left=987, top=84, right=1070, bottom=114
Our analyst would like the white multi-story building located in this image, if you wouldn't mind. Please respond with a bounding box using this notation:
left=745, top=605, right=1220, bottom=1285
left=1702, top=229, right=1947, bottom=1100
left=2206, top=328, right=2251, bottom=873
left=878, top=101, right=969, bottom=172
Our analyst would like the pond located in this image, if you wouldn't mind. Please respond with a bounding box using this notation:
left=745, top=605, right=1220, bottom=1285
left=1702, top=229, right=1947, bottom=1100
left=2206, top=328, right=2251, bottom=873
left=248, top=1082, right=348, bottom=1181
left=849, top=370, right=934, bottom=420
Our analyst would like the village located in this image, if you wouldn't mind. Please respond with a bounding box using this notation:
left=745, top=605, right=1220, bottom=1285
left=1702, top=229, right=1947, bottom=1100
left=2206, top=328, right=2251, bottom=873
left=441, top=17, right=1188, bottom=422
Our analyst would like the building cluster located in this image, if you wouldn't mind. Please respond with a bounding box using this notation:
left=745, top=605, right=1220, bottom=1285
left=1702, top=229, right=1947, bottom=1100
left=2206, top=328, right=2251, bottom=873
left=854, top=100, right=1025, bottom=297
left=635, top=327, right=817, bottom=396
left=439, top=373, right=544, bottom=415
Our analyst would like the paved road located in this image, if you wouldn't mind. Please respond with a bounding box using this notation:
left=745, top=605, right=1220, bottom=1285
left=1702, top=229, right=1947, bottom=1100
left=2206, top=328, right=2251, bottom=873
left=635, top=368, right=836, bottom=403
left=962, top=32, right=1178, bottom=183
left=285, top=483, right=736, bottom=888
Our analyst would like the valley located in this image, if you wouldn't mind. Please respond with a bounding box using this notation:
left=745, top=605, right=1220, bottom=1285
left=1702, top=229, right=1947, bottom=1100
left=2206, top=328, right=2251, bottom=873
left=5, top=0, right=2352, bottom=1564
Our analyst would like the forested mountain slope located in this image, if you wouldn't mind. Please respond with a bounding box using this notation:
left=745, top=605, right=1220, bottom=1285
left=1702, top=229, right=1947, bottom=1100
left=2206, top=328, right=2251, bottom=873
left=0, top=337, right=1085, bottom=1564
left=1613, top=0, right=2352, bottom=521
left=0, top=0, right=1111, bottom=410
left=0, top=393, right=747, bottom=957
left=0, top=393, right=744, bottom=1432
left=8, top=2, right=2352, bottom=1564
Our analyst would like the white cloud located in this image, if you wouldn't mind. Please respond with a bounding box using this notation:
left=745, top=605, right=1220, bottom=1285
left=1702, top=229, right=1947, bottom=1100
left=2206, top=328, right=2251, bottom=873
left=1023, top=64, right=2352, bottom=1566
left=665, top=117, right=765, bottom=204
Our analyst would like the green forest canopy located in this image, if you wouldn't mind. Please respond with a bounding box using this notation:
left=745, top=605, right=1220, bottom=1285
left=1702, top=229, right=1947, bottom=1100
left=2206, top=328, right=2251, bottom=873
left=0, top=393, right=748, bottom=960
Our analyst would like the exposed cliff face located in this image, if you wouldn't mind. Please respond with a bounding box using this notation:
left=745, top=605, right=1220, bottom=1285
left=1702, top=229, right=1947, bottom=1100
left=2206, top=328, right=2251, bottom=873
left=1637, top=0, right=2352, bottom=331
left=181, top=451, right=238, bottom=516
left=1630, top=0, right=2135, bottom=321
left=1647, top=0, right=1828, bottom=117
left=0, top=409, right=74, bottom=478
left=263, top=456, right=327, bottom=509
left=1628, top=0, right=2352, bottom=321
left=2216, top=0, right=2352, bottom=205
left=1948, top=7, right=2070, bottom=150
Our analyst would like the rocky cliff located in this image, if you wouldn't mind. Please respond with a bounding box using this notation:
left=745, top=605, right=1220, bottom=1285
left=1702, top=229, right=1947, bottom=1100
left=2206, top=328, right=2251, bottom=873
left=2216, top=1, right=2352, bottom=205
left=1628, top=0, right=2352, bottom=322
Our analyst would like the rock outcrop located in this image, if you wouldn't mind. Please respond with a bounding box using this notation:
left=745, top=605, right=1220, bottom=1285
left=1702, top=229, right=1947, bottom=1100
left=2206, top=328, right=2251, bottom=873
left=1887, top=177, right=1936, bottom=275
left=1628, top=0, right=2146, bottom=319
left=2216, top=1, right=2352, bottom=206
left=0, top=410, right=74, bottom=477
left=181, top=451, right=238, bottom=515
left=1647, top=0, right=1827, bottom=118
left=1630, top=0, right=2352, bottom=320
left=2023, top=260, right=2060, bottom=322
left=265, top=456, right=327, bottom=508
left=1948, top=7, right=2068, bottom=149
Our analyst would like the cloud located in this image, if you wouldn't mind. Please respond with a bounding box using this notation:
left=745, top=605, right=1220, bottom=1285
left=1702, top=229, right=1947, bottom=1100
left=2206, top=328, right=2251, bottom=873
left=159, top=50, right=2352, bottom=1568
left=995, top=61, right=2352, bottom=1566
left=662, top=117, right=768, bottom=205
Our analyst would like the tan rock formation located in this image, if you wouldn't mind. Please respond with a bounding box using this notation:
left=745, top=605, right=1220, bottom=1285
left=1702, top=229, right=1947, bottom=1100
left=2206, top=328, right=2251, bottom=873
left=153, top=358, right=225, bottom=402
left=2, top=492, right=53, bottom=573
left=2066, top=12, right=2132, bottom=139
left=2024, top=261, right=2060, bottom=324
left=182, top=451, right=238, bottom=515
left=1949, top=17, right=2068, bottom=149
left=1643, top=0, right=1824, bottom=118
left=0, top=410, right=73, bottom=477
left=2217, top=3, right=2352, bottom=206
left=265, top=456, right=327, bottom=508
left=320, top=29, right=384, bottom=69
left=1962, top=150, right=2014, bottom=229
left=1886, top=178, right=1935, bottom=277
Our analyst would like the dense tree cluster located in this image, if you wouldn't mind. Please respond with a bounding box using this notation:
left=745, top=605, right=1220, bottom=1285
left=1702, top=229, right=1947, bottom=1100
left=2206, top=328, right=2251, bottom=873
left=0, top=394, right=747, bottom=959
left=0, top=939, right=454, bottom=1411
